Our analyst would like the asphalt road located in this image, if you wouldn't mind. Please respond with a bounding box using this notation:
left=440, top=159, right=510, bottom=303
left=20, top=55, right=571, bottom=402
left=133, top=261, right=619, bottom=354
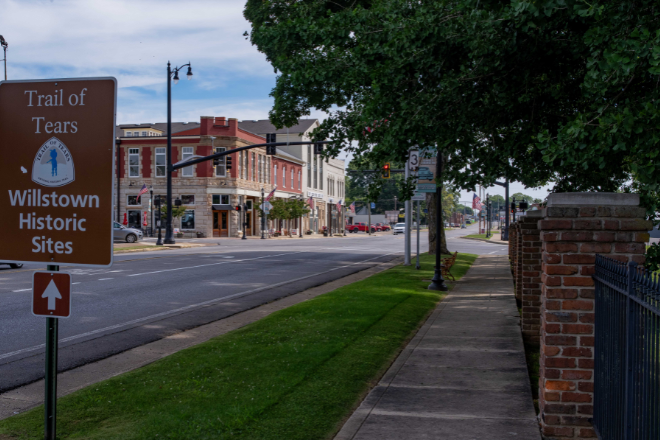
left=0, top=223, right=507, bottom=392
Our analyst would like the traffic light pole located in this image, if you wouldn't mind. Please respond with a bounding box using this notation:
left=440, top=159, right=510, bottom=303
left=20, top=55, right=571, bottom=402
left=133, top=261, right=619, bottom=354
left=404, top=164, right=411, bottom=265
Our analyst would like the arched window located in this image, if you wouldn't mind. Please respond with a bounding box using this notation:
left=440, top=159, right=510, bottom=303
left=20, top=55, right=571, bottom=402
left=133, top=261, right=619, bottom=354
left=282, top=166, right=286, bottom=188
left=274, top=165, right=277, bottom=186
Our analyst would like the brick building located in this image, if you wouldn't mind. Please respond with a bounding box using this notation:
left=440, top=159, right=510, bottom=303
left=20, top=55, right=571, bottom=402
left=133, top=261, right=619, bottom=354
left=115, top=116, right=303, bottom=238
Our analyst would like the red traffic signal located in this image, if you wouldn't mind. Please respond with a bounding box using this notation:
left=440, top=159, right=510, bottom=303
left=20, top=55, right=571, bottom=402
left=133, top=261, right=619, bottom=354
left=382, top=162, right=391, bottom=179
left=234, top=205, right=242, bottom=212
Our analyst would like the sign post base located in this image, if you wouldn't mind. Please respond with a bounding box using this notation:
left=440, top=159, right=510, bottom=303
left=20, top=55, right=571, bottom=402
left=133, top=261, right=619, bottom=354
left=44, top=265, right=59, bottom=440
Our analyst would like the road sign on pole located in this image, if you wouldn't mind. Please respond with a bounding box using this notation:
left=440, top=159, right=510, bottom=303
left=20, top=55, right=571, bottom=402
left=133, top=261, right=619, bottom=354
left=32, top=271, right=71, bottom=318
left=0, top=77, right=117, bottom=267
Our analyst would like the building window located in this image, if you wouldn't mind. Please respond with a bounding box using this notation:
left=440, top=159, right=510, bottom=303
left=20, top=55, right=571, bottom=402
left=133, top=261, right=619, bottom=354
left=182, top=147, right=194, bottom=177
left=128, top=210, right=141, bottom=229
left=252, top=152, right=256, bottom=181
left=282, top=166, right=286, bottom=188
left=212, top=195, right=230, bottom=205
left=126, top=131, right=132, bottom=137
left=141, top=131, right=147, bottom=137
left=258, top=155, right=262, bottom=183
left=298, top=171, right=301, bottom=190
left=320, top=159, right=324, bottom=190
left=127, top=195, right=141, bottom=206
left=307, top=145, right=312, bottom=187
left=267, top=157, right=271, bottom=184
left=243, top=151, right=249, bottom=180
left=245, top=200, right=253, bottom=210
left=291, top=167, right=294, bottom=189
left=128, top=148, right=140, bottom=177
left=274, top=164, right=277, bottom=186
left=181, top=210, right=195, bottom=230
left=181, top=195, right=195, bottom=205
left=155, top=147, right=166, bottom=177
left=214, top=147, right=226, bottom=177
left=313, top=154, right=317, bottom=188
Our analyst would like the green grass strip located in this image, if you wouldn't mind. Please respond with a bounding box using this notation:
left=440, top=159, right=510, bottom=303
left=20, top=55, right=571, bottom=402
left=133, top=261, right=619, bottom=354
left=0, top=252, right=478, bottom=440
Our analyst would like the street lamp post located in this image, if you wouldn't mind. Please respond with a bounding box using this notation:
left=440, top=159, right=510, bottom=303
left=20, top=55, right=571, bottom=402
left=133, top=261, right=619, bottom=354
left=0, top=35, right=7, bottom=80
left=165, top=61, right=193, bottom=245
left=261, top=188, right=266, bottom=239
left=149, top=187, right=154, bottom=237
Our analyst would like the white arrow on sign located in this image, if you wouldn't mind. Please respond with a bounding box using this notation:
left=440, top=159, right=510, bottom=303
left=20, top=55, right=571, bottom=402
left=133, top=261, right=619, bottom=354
left=42, top=279, right=62, bottom=310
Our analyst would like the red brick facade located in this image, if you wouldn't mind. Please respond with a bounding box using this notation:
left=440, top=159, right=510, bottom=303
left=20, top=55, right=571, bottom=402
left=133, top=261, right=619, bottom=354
left=537, top=202, right=651, bottom=439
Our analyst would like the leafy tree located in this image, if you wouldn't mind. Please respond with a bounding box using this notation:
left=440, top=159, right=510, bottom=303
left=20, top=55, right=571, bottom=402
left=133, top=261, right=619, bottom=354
left=159, top=205, right=187, bottom=229
left=259, top=198, right=310, bottom=237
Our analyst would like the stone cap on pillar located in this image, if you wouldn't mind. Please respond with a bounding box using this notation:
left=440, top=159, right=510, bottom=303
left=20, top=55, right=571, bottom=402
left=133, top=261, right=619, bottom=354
left=547, top=192, right=639, bottom=207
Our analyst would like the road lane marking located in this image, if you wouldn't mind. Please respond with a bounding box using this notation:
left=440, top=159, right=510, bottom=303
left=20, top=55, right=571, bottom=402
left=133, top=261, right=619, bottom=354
left=127, top=251, right=305, bottom=277
left=12, top=288, right=31, bottom=292
left=98, top=278, right=114, bottom=281
left=0, top=251, right=400, bottom=361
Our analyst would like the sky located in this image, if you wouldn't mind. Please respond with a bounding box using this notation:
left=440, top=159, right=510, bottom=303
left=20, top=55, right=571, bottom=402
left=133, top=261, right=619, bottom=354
left=1, top=0, right=553, bottom=200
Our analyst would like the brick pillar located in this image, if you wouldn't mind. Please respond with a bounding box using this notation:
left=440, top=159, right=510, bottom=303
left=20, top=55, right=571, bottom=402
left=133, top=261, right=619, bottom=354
left=521, top=211, right=543, bottom=344
left=538, top=193, right=650, bottom=439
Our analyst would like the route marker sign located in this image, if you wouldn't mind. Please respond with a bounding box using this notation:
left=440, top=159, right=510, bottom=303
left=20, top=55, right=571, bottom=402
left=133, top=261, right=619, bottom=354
left=32, top=271, right=71, bottom=318
left=0, top=77, right=117, bottom=267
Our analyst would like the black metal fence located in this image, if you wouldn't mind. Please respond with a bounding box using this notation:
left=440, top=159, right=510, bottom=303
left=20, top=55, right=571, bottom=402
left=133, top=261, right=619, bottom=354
left=593, top=255, right=660, bottom=440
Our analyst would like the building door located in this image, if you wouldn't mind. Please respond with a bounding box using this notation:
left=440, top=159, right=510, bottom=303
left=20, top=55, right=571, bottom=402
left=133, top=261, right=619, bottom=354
left=128, top=210, right=141, bottom=229
left=213, top=211, right=229, bottom=237
left=246, top=211, right=252, bottom=235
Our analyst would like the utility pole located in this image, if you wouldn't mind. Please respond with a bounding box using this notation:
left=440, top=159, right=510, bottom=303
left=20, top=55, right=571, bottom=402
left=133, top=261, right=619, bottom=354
left=367, top=202, right=372, bottom=236
left=0, top=35, right=7, bottom=80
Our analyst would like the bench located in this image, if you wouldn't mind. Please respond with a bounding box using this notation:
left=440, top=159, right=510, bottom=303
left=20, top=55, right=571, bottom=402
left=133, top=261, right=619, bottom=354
left=439, top=251, right=458, bottom=281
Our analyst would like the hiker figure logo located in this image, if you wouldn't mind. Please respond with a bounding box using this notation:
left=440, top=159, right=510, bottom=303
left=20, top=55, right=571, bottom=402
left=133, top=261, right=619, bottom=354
left=31, top=137, right=75, bottom=187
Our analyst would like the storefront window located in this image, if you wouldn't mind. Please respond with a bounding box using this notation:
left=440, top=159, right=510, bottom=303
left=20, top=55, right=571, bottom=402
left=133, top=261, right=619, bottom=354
left=181, top=210, right=195, bottom=230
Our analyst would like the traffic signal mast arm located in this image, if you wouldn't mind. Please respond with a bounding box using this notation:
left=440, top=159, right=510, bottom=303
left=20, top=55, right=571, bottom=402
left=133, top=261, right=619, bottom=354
left=170, top=140, right=332, bottom=172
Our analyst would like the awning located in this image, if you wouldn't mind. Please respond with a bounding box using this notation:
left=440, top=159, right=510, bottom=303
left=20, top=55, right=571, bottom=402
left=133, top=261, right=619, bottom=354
left=212, top=204, right=232, bottom=211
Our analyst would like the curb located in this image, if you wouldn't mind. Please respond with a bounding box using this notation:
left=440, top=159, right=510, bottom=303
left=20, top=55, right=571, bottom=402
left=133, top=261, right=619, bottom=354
left=458, top=236, right=508, bottom=245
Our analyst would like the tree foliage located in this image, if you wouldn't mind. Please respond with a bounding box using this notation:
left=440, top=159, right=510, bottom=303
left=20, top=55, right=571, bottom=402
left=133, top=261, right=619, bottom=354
left=260, top=198, right=310, bottom=236
left=244, top=0, right=660, bottom=196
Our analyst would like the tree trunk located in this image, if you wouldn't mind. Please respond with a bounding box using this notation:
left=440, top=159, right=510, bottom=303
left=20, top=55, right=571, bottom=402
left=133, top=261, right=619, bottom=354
left=427, top=191, right=450, bottom=255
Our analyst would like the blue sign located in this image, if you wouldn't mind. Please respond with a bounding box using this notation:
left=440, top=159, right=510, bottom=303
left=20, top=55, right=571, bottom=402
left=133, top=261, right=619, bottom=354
left=423, top=209, right=428, bottom=213
left=370, top=202, right=376, bottom=209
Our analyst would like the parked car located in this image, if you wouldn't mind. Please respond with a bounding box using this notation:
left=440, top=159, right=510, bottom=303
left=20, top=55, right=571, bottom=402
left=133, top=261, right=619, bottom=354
left=113, top=222, right=143, bottom=243
left=376, top=223, right=391, bottom=231
left=346, top=222, right=377, bottom=233
left=392, top=223, right=406, bottom=235
left=0, top=262, right=23, bottom=269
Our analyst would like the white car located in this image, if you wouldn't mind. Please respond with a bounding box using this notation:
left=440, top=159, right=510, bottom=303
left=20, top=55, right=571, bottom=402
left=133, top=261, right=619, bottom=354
left=393, top=223, right=406, bottom=235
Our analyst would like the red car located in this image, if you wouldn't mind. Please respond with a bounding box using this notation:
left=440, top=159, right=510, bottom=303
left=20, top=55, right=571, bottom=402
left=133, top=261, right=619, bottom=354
left=346, top=222, right=378, bottom=233
left=376, top=223, right=390, bottom=231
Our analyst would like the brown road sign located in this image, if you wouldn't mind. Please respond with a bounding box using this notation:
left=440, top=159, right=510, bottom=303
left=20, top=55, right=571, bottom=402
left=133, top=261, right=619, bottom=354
left=32, top=271, right=72, bottom=318
left=0, top=78, right=116, bottom=267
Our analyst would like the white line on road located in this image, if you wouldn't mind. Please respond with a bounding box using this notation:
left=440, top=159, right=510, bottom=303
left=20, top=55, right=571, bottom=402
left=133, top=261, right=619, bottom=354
left=12, top=289, right=31, bottom=292
left=0, top=251, right=400, bottom=362
left=98, top=278, right=114, bottom=281
left=127, top=251, right=303, bottom=277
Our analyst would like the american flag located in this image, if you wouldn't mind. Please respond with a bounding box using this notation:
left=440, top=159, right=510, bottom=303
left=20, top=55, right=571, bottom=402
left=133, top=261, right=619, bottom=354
left=472, top=193, right=483, bottom=210
left=349, top=201, right=356, bottom=213
left=307, top=196, right=314, bottom=210
left=137, top=184, right=149, bottom=201
left=336, top=199, right=343, bottom=212
left=265, top=186, right=277, bottom=202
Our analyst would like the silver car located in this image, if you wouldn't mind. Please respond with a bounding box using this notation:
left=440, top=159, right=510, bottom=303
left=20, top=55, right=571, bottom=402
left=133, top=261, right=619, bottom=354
left=113, top=222, right=143, bottom=243
left=392, top=223, right=406, bottom=235
left=0, top=262, right=23, bottom=269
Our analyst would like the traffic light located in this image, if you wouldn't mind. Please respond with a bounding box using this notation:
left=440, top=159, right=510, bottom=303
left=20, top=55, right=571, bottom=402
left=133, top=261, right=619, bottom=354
left=510, top=202, right=516, bottom=214
left=382, top=162, right=391, bottom=179
left=234, top=205, right=242, bottom=212
left=213, top=156, right=221, bottom=167
left=519, top=201, right=529, bottom=211
left=175, top=198, right=182, bottom=206
left=314, top=142, right=324, bottom=155
left=266, top=133, right=277, bottom=155
left=226, top=154, right=233, bottom=170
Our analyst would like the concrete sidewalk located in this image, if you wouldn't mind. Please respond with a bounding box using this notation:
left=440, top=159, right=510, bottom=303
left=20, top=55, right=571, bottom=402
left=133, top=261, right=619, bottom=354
left=335, top=255, right=541, bottom=440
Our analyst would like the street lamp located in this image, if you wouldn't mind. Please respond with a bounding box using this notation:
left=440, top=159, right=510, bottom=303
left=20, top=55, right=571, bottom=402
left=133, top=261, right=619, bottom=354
left=0, top=35, right=7, bottom=80
left=164, top=61, right=193, bottom=245
left=149, top=186, right=154, bottom=237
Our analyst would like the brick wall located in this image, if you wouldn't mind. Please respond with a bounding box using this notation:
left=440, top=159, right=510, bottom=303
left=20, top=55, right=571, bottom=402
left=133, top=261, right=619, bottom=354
left=521, top=212, right=543, bottom=343
left=537, top=194, right=651, bottom=439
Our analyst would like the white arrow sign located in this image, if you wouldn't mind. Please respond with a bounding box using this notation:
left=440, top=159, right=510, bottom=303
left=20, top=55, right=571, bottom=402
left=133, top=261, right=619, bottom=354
left=42, top=279, right=62, bottom=310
